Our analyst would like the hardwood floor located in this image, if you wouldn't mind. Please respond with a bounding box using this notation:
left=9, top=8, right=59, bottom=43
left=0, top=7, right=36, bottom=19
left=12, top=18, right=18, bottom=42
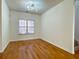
left=75, top=50, right=79, bottom=59
left=0, top=39, right=79, bottom=59
left=0, top=53, right=2, bottom=59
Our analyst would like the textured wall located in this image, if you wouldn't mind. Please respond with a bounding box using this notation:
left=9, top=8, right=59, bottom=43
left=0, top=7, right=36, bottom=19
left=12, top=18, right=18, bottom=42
left=2, top=0, right=9, bottom=52
left=41, top=0, right=74, bottom=54
left=9, top=10, right=41, bottom=41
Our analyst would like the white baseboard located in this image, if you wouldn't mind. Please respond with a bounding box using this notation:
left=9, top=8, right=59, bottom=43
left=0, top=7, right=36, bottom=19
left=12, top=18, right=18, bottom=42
left=0, top=41, right=9, bottom=53
left=41, top=38, right=74, bottom=54
left=10, top=37, right=41, bottom=42
left=0, top=37, right=74, bottom=54
left=0, top=38, right=41, bottom=53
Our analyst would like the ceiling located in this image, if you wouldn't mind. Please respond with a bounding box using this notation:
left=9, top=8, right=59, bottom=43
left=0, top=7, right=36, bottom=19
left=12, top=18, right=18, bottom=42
left=6, top=0, right=63, bottom=15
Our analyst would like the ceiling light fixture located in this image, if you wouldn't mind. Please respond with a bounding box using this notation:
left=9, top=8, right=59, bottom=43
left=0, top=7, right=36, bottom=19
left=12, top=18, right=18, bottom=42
left=25, top=0, right=42, bottom=12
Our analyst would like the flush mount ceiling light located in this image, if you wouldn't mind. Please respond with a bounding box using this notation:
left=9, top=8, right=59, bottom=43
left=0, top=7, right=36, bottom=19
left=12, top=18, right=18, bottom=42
left=25, top=0, right=42, bottom=12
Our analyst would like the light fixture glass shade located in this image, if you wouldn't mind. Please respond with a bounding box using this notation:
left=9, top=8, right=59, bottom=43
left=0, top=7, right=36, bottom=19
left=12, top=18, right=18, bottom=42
left=25, top=0, right=42, bottom=12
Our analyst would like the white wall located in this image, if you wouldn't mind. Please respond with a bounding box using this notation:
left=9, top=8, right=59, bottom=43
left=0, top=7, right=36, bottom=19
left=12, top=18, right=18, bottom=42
left=10, top=10, right=41, bottom=41
left=0, top=0, right=2, bottom=52
left=75, top=0, right=79, bottom=41
left=41, top=0, right=75, bottom=54
left=1, top=0, right=9, bottom=52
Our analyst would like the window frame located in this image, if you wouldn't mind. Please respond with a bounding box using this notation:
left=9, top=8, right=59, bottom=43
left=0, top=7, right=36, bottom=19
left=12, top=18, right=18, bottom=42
left=18, top=19, right=35, bottom=35
left=27, top=20, right=35, bottom=34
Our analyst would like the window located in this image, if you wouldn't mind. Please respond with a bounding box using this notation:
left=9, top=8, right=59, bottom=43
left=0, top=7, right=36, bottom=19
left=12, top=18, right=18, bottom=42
left=19, top=20, right=27, bottom=34
left=19, top=19, right=35, bottom=34
left=28, top=20, right=34, bottom=33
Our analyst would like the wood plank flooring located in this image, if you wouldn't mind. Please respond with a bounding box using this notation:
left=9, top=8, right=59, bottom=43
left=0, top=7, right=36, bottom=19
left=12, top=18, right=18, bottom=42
left=0, top=53, right=2, bottom=59
left=0, top=39, right=79, bottom=59
left=75, top=50, right=79, bottom=59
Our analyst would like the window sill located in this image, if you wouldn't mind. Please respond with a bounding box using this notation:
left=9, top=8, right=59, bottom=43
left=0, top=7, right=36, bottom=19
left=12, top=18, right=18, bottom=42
left=18, top=33, right=35, bottom=35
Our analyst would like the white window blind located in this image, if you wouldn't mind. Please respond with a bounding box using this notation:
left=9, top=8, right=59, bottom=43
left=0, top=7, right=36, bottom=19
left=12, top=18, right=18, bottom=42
left=19, top=19, right=35, bottom=34
left=28, top=20, right=34, bottom=33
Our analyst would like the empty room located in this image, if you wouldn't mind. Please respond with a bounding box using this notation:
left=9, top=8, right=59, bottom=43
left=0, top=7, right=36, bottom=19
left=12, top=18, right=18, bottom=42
left=0, top=0, right=79, bottom=59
